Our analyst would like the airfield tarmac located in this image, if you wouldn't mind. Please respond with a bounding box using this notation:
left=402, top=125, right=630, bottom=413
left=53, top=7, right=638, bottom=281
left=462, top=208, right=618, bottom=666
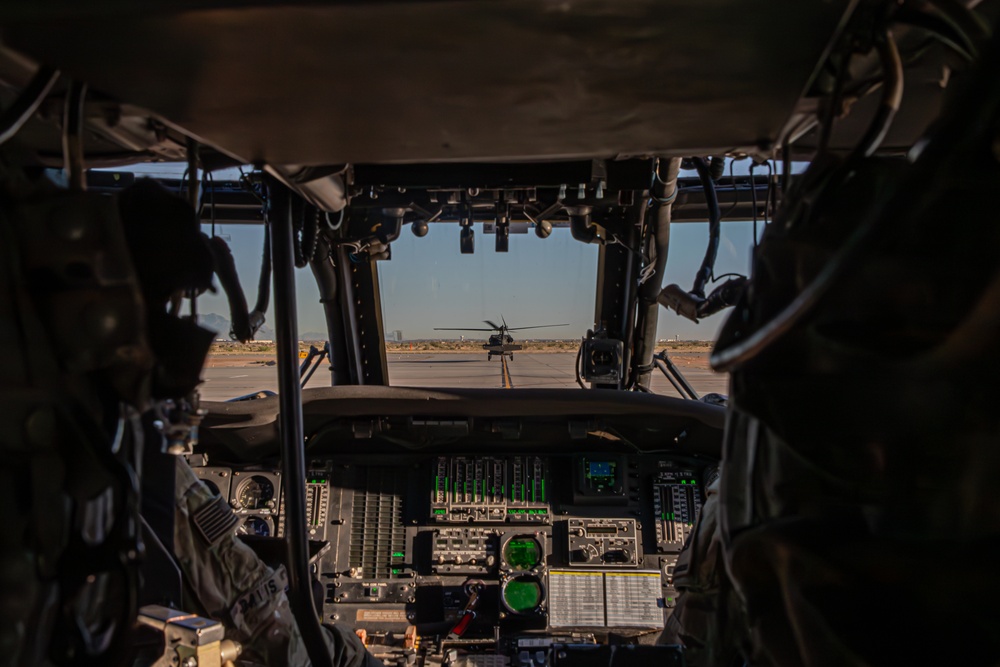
left=200, top=351, right=727, bottom=401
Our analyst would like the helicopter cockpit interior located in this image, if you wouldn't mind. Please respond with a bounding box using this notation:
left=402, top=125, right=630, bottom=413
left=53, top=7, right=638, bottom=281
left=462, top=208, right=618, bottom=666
left=1, top=1, right=999, bottom=666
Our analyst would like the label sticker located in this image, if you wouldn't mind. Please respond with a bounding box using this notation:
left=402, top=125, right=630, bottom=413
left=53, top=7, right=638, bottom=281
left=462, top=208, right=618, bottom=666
left=356, top=609, right=409, bottom=623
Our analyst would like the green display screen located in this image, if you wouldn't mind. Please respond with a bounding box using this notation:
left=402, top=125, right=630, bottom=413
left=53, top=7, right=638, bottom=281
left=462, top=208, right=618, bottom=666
left=503, top=536, right=541, bottom=570
left=503, top=578, right=542, bottom=613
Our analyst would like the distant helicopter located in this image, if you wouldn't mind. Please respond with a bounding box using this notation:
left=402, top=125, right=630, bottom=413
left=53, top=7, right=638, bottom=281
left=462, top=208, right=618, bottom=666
left=435, top=317, right=568, bottom=360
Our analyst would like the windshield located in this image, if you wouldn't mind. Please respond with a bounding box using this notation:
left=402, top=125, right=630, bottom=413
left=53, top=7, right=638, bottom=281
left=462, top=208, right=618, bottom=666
left=378, top=223, right=594, bottom=389
left=377, top=218, right=752, bottom=395
left=108, top=164, right=757, bottom=400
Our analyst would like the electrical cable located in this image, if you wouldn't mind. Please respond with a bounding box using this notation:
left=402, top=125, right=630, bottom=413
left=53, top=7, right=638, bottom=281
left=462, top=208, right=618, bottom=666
left=926, top=0, right=991, bottom=54
left=689, top=157, right=721, bottom=298
left=763, top=160, right=775, bottom=229
left=292, top=201, right=319, bottom=269
left=720, top=157, right=742, bottom=221
left=253, top=224, right=272, bottom=317
left=746, top=159, right=774, bottom=249
left=291, top=197, right=305, bottom=268
left=749, top=161, right=760, bottom=247
left=238, top=167, right=266, bottom=204
left=0, top=65, right=60, bottom=146
left=710, top=19, right=1000, bottom=373
left=637, top=263, right=657, bottom=287
left=651, top=160, right=680, bottom=204
left=601, top=425, right=644, bottom=454
left=185, top=137, right=200, bottom=214
left=895, top=6, right=977, bottom=61
left=208, top=234, right=253, bottom=342
left=782, top=134, right=792, bottom=194
left=206, top=167, right=270, bottom=341
left=608, top=233, right=642, bottom=258
left=324, top=208, right=345, bottom=231
left=62, top=81, right=87, bottom=192
left=818, top=45, right=851, bottom=156
left=711, top=272, right=747, bottom=283
left=850, top=30, right=903, bottom=161
left=201, top=168, right=216, bottom=237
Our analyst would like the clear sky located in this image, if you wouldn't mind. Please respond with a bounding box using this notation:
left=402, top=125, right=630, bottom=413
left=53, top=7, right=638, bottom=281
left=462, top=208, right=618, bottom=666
left=376, top=219, right=757, bottom=341
left=195, top=215, right=759, bottom=342
left=118, top=162, right=770, bottom=342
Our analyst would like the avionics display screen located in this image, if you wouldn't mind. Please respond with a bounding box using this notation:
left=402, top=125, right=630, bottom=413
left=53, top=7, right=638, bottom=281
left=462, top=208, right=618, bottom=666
left=589, top=462, right=613, bottom=477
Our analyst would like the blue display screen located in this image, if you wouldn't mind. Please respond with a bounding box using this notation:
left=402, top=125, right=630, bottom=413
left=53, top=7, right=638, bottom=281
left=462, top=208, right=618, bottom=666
left=589, top=462, right=613, bottom=477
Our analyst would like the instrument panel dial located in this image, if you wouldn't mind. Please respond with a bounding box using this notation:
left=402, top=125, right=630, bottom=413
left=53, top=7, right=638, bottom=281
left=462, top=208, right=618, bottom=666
left=236, top=474, right=275, bottom=510
left=237, top=516, right=272, bottom=537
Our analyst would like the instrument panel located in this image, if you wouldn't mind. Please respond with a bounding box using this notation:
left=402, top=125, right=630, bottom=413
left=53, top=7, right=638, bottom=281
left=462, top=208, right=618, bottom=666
left=193, top=452, right=710, bottom=665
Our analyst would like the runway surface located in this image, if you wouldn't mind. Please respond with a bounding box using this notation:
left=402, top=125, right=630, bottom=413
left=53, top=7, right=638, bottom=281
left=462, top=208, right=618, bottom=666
left=201, top=352, right=726, bottom=401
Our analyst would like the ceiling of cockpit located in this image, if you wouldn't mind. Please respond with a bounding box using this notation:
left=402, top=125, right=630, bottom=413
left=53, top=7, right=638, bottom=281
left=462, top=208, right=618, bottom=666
left=0, top=0, right=852, bottom=165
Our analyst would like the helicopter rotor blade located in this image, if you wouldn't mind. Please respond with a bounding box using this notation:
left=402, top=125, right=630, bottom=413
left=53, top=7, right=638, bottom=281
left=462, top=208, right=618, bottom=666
left=507, top=324, right=570, bottom=331
left=433, top=327, right=496, bottom=331
left=483, top=320, right=501, bottom=330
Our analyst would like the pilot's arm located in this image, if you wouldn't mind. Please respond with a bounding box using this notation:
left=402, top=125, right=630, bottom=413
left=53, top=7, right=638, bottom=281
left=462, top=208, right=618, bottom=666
left=172, top=457, right=381, bottom=666
left=658, top=475, right=747, bottom=666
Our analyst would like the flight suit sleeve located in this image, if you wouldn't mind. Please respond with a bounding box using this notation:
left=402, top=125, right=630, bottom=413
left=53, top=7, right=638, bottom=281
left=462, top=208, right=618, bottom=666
left=172, top=457, right=379, bottom=666
left=658, top=476, right=748, bottom=666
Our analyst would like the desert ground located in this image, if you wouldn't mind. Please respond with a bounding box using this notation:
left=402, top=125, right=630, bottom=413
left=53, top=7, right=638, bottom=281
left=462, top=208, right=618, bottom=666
left=200, top=341, right=726, bottom=401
